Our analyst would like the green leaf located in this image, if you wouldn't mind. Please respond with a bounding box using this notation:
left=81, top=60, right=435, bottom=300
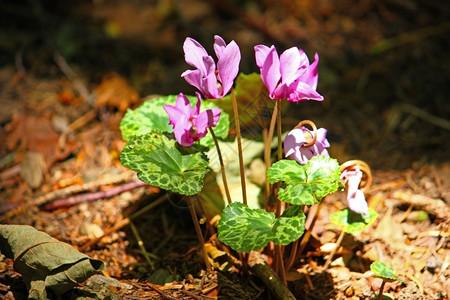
left=330, top=208, right=378, bottom=233
left=278, top=182, right=318, bottom=205
left=119, top=95, right=229, bottom=148
left=267, top=156, right=342, bottom=205
left=217, top=203, right=306, bottom=252
left=267, top=160, right=306, bottom=184
left=272, top=205, right=306, bottom=245
left=120, top=131, right=210, bottom=195
left=370, top=261, right=407, bottom=284
left=0, top=225, right=105, bottom=299
left=218, top=202, right=275, bottom=252
left=120, top=95, right=175, bottom=141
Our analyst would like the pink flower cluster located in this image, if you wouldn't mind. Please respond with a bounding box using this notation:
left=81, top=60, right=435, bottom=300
left=166, top=35, right=324, bottom=147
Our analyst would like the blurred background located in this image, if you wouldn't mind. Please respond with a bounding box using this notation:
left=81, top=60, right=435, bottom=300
left=1, top=0, right=449, bottom=169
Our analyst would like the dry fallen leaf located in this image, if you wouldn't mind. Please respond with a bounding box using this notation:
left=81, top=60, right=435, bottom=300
left=94, top=73, right=139, bottom=112
left=0, top=224, right=104, bottom=299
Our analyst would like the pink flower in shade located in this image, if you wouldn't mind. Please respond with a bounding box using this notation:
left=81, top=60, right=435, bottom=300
left=284, top=126, right=330, bottom=165
left=254, top=45, right=323, bottom=102
left=340, top=169, right=369, bottom=216
left=181, top=35, right=241, bottom=99
left=163, top=93, right=221, bottom=147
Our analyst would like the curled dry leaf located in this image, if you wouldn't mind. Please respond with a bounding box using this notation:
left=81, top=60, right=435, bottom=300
left=0, top=224, right=105, bottom=300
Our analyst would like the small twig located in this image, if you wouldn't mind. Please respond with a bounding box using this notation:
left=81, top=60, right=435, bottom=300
left=54, top=51, right=95, bottom=106
left=322, top=230, right=346, bottom=271
left=126, top=212, right=155, bottom=270
left=146, top=282, right=178, bottom=300
left=35, top=172, right=136, bottom=207
left=69, top=110, right=97, bottom=132
left=397, top=103, right=450, bottom=130
left=41, top=180, right=148, bottom=211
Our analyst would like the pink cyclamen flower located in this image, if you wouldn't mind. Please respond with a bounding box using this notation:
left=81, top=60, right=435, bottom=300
left=254, top=45, right=323, bottom=102
left=340, top=169, right=369, bottom=216
left=284, top=126, right=330, bottom=165
left=163, top=92, right=221, bottom=147
left=181, top=35, right=241, bottom=99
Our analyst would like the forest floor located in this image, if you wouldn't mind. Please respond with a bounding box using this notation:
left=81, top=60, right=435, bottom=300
left=0, top=0, right=449, bottom=299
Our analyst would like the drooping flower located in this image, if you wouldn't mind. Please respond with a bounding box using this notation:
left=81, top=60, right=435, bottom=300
left=163, top=92, right=221, bottom=147
left=181, top=35, right=241, bottom=99
left=284, top=126, right=330, bottom=165
left=254, top=45, right=323, bottom=102
left=340, top=168, right=369, bottom=216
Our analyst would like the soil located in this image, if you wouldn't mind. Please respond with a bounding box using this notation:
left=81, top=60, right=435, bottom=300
left=0, top=0, right=449, bottom=299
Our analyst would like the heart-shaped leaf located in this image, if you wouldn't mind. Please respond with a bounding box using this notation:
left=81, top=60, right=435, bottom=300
left=0, top=225, right=104, bottom=299
left=370, top=261, right=406, bottom=284
left=267, top=156, right=342, bottom=205
left=330, top=208, right=378, bottom=233
left=218, top=202, right=275, bottom=252
left=120, top=95, right=229, bottom=148
left=120, top=131, right=210, bottom=195
left=217, top=202, right=306, bottom=252
left=266, top=159, right=306, bottom=184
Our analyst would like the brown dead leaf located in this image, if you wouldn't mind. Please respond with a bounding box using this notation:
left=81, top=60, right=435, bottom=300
left=94, top=73, right=139, bottom=112
left=5, top=113, right=79, bottom=167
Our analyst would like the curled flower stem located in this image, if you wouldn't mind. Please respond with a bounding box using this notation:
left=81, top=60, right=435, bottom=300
left=294, top=119, right=317, bottom=148
left=340, top=160, right=372, bottom=192
left=187, top=195, right=211, bottom=271
left=231, top=87, right=247, bottom=205
left=208, top=127, right=232, bottom=204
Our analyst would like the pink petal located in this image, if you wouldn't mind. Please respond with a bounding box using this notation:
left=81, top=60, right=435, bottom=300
left=316, top=128, right=330, bottom=148
left=182, top=69, right=204, bottom=94
left=284, top=128, right=307, bottom=158
left=348, top=190, right=369, bottom=216
left=254, top=45, right=272, bottom=68
left=301, top=53, right=320, bottom=89
left=191, top=92, right=202, bottom=116
left=193, top=107, right=221, bottom=138
left=272, top=83, right=290, bottom=99
left=217, top=40, right=241, bottom=97
left=288, top=82, right=324, bottom=102
left=260, top=47, right=281, bottom=97
left=183, top=38, right=210, bottom=75
left=279, top=47, right=304, bottom=86
left=213, top=35, right=227, bottom=58
left=175, top=93, right=193, bottom=116
left=163, top=104, right=192, bottom=147
left=202, top=72, right=220, bottom=99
